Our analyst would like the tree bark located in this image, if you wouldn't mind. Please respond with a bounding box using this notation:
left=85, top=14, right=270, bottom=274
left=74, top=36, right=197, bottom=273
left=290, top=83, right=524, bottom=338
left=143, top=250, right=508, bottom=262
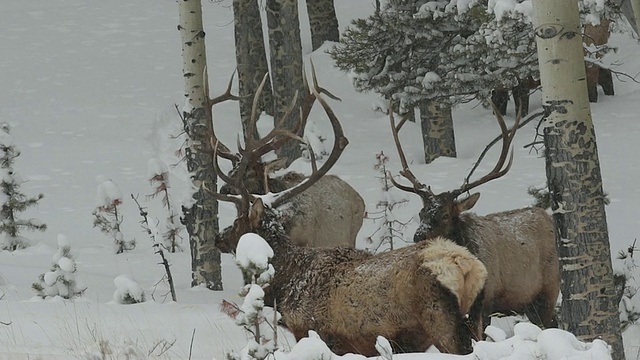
left=178, top=0, right=223, bottom=290
left=266, top=0, right=305, bottom=165
left=533, top=1, right=623, bottom=358
left=306, top=0, right=340, bottom=51
left=233, top=0, right=274, bottom=144
left=631, top=0, right=640, bottom=35
left=418, top=100, right=456, bottom=164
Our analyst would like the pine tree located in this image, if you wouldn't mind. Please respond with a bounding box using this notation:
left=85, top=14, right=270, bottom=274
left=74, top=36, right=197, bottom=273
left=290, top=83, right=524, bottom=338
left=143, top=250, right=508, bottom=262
left=0, top=123, right=46, bottom=251
left=32, top=234, right=85, bottom=299
left=330, top=1, right=537, bottom=110
left=223, top=233, right=278, bottom=360
left=147, top=158, right=183, bottom=253
left=93, top=176, right=135, bottom=254
left=365, top=151, right=409, bottom=252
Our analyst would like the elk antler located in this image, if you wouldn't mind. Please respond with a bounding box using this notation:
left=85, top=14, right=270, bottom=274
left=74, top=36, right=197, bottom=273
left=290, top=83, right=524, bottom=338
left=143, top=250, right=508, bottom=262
left=271, top=77, right=348, bottom=208
left=387, top=106, right=435, bottom=204
left=213, top=62, right=347, bottom=211
left=208, top=71, right=241, bottom=166
left=450, top=102, right=520, bottom=198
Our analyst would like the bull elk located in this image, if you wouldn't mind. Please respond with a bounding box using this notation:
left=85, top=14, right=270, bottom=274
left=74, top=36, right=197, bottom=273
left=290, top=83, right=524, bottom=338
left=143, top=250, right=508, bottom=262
left=212, top=66, right=364, bottom=251
left=213, top=81, right=488, bottom=356
left=388, top=107, right=560, bottom=329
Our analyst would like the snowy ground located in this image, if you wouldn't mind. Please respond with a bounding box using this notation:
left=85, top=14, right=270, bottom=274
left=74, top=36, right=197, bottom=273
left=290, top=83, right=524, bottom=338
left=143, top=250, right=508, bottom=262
left=1, top=0, right=639, bottom=359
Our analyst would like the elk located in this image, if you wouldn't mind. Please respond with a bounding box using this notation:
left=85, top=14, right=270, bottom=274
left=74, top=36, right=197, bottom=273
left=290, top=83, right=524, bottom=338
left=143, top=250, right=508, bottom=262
left=388, top=107, right=560, bottom=330
left=213, top=82, right=488, bottom=356
left=212, top=68, right=364, bottom=251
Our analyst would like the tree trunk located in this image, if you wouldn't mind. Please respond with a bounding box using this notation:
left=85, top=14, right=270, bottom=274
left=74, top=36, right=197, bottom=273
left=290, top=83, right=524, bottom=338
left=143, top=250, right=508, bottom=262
left=418, top=100, right=456, bottom=164
left=306, top=0, right=340, bottom=51
left=178, top=0, right=223, bottom=290
left=266, top=0, right=305, bottom=165
left=233, top=0, right=274, bottom=145
left=630, top=0, right=640, bottom=35
left=511, top=78, right=531, bottom=117
left=490, top=88, right=509, bottom=116
left=533, top=1, right=623, bottom=358
left=583, top=19, right=612, bottom=103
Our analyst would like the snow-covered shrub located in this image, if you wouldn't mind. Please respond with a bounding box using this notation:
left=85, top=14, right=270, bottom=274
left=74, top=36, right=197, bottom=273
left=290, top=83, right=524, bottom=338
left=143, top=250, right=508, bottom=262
left=0, top=123, right=46, bottom=251
left=93, top=176, right=135, bottom=254
left=113, top=274, right=146, bottom=304
left=365, top=151, right=409, bottom=252
left=223, top=232, right=278, bottom=360
left=618, top=241, right=640, bottom=331
left=147, top=158, right=184, bottom=253
left=32, top=234, right=86, bottom=299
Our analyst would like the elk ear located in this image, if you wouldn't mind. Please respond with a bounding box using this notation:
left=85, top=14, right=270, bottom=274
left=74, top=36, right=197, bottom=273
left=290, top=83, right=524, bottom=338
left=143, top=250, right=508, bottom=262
left=249, top=198, right=266, bottom=229
left=456, top=193, right=480, bottom=212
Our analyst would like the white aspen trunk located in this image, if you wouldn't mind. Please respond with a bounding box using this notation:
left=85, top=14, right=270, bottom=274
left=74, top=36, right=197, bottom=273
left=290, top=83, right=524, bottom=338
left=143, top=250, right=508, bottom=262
left=532, top=1, right=623, bottom=358
left=178, top=0, right=223, bottom=290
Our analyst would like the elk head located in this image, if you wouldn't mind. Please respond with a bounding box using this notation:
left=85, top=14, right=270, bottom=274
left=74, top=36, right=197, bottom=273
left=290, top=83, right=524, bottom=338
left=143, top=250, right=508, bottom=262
left=388, top=104, right=520, bottom=244
left=212, top=63, right=348, bottom=252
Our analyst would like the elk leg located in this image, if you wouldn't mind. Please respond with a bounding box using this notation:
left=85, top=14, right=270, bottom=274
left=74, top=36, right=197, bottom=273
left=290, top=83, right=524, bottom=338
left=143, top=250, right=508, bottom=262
left=585, top=63, right=600, bottom=103
left=599, top=67, right=614, bottom=96
left=512, top=80, right=530, bottom=117
left=524, top=293, right=558, bottom=328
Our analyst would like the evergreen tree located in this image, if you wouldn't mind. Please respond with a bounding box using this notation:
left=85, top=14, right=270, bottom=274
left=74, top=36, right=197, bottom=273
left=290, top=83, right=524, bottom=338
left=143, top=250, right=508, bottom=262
left=147, top=158, right=184, bottom=253
left=0, top=123, right=46, bottom=251
left=365, top=151, right=409, bottom=252
left=93, top=176, right=135, bottom=254
left=32, top=234, right=85, bottom=299
left=330, top=1, right=537, bottom=110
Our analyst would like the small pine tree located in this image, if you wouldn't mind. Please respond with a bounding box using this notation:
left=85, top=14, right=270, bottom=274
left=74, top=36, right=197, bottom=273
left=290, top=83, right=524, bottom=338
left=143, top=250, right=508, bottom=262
left=222, top=233, right=279, bottom=360
left=365, top=151, right=409, bottom=252
left=147, top=158, right=184, bottom=253
left=0, top=123, right=46, bottom=251
left=32, top=234, right=86, bottom=299
left=93, top=176, right=135, bottom=254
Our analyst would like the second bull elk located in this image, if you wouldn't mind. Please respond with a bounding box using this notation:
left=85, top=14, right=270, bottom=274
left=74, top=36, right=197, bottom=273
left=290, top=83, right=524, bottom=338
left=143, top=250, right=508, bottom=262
left=389, top=108, right=560, bottom=329
left=211, top=66, right=365, bottom=251
left=213, top=83, right=487, bottom=355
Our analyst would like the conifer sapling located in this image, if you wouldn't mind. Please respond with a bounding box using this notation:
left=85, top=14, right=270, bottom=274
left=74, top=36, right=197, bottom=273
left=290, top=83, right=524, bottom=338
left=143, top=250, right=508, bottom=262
left=32, top=234, right=86, bottom=299
left=365, top=151, right=409, bottom=252
left=93, top=176, right=135, bottom=254
left=147, top=158, right=183, bottom=253
left=0, top=123, right=46, bottom=251
left=223, top=232, right=279, bottom=360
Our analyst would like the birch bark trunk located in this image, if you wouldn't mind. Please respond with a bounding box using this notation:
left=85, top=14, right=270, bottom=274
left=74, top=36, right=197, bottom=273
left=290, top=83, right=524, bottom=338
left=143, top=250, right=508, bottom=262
left=533, top=1, right=623, bottom=357
left=178, top=0, right=223, bottom=290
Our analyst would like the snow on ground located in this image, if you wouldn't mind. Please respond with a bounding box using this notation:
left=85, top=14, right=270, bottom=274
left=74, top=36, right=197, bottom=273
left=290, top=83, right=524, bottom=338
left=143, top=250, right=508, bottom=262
left=0, top=0, right=639, bottom=359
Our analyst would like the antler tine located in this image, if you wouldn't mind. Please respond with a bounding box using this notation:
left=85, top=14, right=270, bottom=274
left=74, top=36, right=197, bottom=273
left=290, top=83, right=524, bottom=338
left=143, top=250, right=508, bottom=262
left=211, top=141, right=245, bottom=207
left=271, top=80, right=348, bottom=208
left=301, top=60, right=342, bottom=121
left=245, top=72, right=270, bottom=149
left=209, top=70, right=241, bottom=107
left=453, top=101, right=521, bottom=197
left=208, top=71, right=241, bottom=165
left=388, top=106, right=432, bottom=197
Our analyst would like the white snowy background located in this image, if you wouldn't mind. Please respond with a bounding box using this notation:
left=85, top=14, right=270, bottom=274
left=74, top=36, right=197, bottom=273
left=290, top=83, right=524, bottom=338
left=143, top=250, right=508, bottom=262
left=1, top=0, right=639, bottom=359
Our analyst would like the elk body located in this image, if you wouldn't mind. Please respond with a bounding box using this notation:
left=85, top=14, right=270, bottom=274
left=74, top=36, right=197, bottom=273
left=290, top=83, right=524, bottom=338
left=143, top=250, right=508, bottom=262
left=389, top=108, right=560, bottom=329
left=213, top=70, right=364, bottom=251
left=222, top=198, right=487, bottom=356
left=221, top=172, right=364, bottom=249
left=213, top=75, right=487, bottom=356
